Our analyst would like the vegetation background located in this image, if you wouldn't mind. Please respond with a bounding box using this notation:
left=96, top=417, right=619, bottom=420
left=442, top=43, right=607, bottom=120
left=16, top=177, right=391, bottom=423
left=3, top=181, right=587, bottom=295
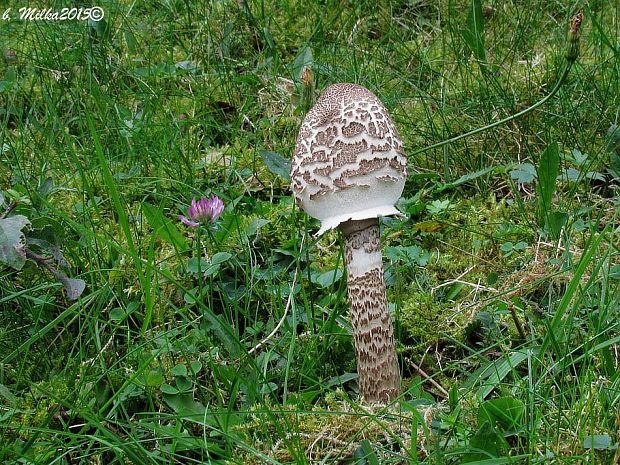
left=0, top=0, right=618, bottom=463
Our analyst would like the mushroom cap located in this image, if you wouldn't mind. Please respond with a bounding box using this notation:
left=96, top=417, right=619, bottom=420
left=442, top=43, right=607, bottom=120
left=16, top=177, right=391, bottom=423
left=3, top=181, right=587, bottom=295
left=291, top=83, right=407, bottom=235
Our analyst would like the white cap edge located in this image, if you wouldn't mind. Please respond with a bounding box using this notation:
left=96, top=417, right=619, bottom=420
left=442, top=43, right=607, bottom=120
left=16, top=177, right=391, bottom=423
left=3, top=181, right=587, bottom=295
left=315, top=205, right=404, bottom=236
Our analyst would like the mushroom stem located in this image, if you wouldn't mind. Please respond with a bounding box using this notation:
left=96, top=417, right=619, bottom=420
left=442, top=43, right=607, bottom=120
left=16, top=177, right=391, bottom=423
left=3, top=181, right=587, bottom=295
left=341, top=218, right=400, bottom=402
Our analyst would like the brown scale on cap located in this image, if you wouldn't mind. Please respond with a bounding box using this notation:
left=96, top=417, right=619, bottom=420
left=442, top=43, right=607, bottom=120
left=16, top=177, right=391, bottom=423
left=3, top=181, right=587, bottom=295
left=291, top=83, right=407, bottom=209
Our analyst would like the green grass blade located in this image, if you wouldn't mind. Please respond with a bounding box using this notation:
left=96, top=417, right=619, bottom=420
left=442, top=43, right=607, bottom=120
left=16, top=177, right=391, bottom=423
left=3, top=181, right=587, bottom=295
left=475, top=349, right=531, bottom=400
left=536, top=142, right=560, bottom=228
left=141, top=202, right=188, bottom=251
left=86, top=112, right=154, bottom=334
left=538, top=227, right=609, bottom=359
left=462, top=0, right=487, bottom=65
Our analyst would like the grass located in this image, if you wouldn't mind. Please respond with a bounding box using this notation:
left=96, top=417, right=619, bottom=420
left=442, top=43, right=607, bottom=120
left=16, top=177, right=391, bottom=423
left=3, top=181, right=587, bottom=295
left=0, top=0, right=619, bottom=463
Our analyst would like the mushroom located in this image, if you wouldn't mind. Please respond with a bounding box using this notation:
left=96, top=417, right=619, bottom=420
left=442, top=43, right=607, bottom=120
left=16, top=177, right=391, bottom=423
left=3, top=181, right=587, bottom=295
left=291, top=83, right=406, bottom=402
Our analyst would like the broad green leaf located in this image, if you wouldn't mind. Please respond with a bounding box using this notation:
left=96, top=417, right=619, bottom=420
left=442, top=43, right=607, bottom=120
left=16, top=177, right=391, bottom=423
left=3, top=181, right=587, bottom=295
left=211, top=251, right=232, bottom=265
left=478, top=397, right=524, bottom=431
left=109, top=302, right=138, bottom=322
left=464, top=422, right=507, bottom=463
left=163, top=392, right=207, bottom=418
left=171, top=364, right=188, bottom=377
left=124, top=28, right=138, bottom=53
left=37, top=177, right=54, bottom=199
left=160, top=384, right=178, bottom=395
left=585, top=171, right=605, bottom=181
left=259, top=382, right=278, bottom=395
left=536, top=142, right=559, bottom=227
left=571, top=148, right=588, bottom=166
left=184, top=287, right=200, bottom=304
left=605, top=124, right=620, bottom=154
left=314, top=269, right=343, bottom=288
left=113, top=165, right=140, bottom=180
left=583, top=434, right=616, bottom=450
left=510, top=163, right=536, bottom=184
left=245, top=218, right=270, bottom=237
left=412, top=220, right=444, bottom=233
left=189, top=361, right=202, bottom=374
left=427, top=199, right=452, bottom=214
left=462, top=0, right=486, bottom=64
left=30, top=216, right=65, bottom=241
left=136, top=368, right=164, bottom=387
left=109, top=308, right=127, bottom=321
left=144, top=421, right=227, bottom=455
left=325, top=372, right=358, bottom=387
left=548, top=211, right=568, bottom=238
left=0, top=384, right=17, bottom=403
left=175, top=376, right=192, bottom=392
left=187, top=257, right=210, bottom=274
left=606, top=124, right=620, bottom=179
left=204, top=264, right=221, bottom=277
left=175, top=60, right=198, bottom=72
left=262, top=27, right=275, bottom=51
left=291, top=46, right=313, bottom=79
left=0, top=68, right=16, bottom=92
left=609, top=152, right=620, bottom=179
left=474, top=349, right=531, bottom=400
left=385, top=245, right=430, bottom=266
left=88, top=17, right=110, bottom=41
left=142, top=202, right=188, bottom=251
left=259, top=151, right=291, bottom=181
left=0, top=215, right=30, bottom=270
left=562, top=167, right=581, bottom=182
left=353, top=439, right=381, bottom=465
left=500, top=242, right=514, bottom=253
left=28, top=220, right=68, bottom=268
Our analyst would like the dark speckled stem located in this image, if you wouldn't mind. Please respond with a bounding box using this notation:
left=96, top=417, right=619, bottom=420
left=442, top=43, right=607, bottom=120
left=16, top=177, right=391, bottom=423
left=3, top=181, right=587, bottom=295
left=341, top=218, right=400, bottom=403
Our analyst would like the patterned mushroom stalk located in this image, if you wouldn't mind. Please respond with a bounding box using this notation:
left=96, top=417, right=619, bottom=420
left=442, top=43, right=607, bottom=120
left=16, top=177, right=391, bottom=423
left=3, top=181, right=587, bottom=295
left=291, top=83, right=406, bottom=402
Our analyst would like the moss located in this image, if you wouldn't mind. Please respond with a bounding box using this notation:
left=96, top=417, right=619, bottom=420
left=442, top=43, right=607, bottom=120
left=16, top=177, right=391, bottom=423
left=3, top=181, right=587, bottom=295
left=9, top=376, right=71, bottom=433
left=416, top=195, right=528, bottom=285
left=399, top=290, right=463, bottom=348
left=232, top=395, right=431, bottom=464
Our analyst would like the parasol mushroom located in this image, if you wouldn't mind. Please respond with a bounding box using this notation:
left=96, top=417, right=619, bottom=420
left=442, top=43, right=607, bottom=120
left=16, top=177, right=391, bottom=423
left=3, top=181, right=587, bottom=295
left=291, top=83, right=406, bottom=402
